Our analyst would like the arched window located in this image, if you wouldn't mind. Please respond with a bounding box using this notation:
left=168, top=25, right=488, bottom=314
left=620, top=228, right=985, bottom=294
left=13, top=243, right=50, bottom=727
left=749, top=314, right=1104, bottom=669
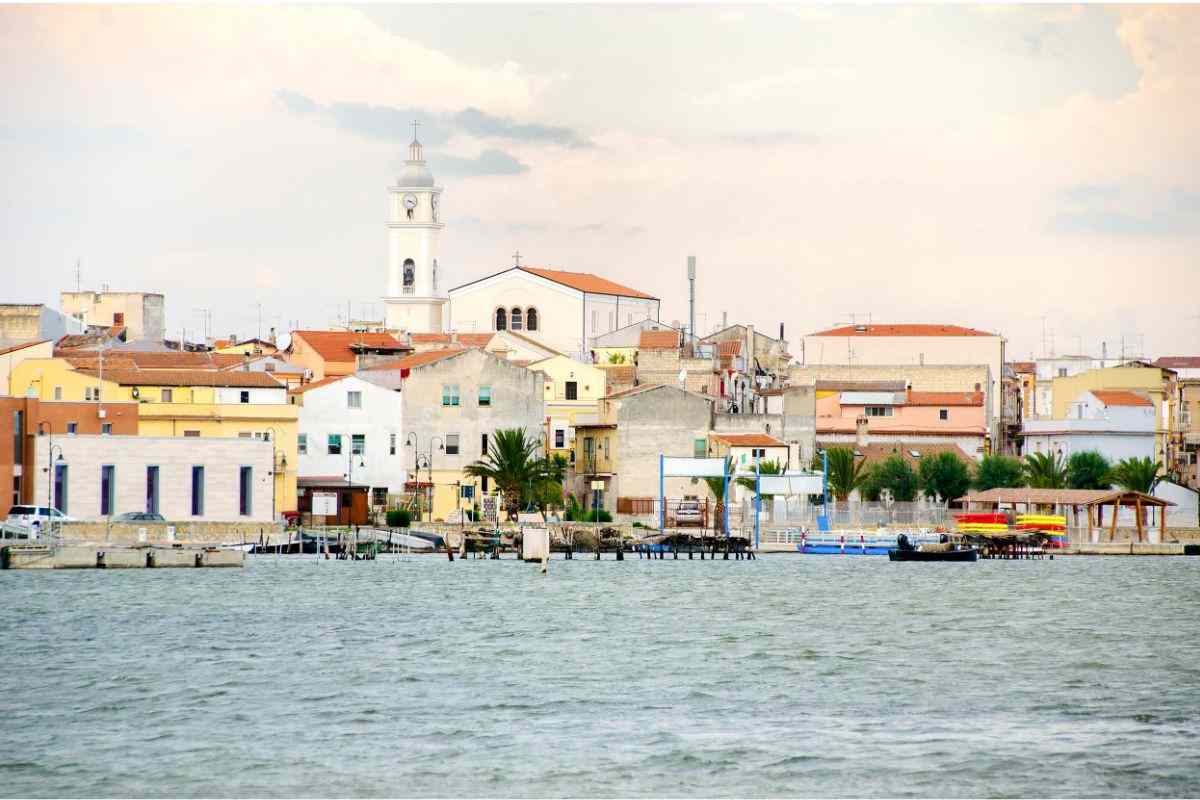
left=494, top=308, right=507, bottom=331
left=526, top=307, right=538, bottom=332
left=402, top=259, right=415, bottom=288
left=510, top=307, right=523, bottom=330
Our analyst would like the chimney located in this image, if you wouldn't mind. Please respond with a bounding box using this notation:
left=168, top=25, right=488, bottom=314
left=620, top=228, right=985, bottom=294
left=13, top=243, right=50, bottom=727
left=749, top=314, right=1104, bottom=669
left=779, top=322, right=784, bottom=342
left=722, top=311, right=728, bottom=330
left=230, top=333, right=238, bottom=345
left=745, top=323, right=755, bottom=375
left=856, top=414, right=869, bottom=448
left=1101, top=341, right=1107, bottom=364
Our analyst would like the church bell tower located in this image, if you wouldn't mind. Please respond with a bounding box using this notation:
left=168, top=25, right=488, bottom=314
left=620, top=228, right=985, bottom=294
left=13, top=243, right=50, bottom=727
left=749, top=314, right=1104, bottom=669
left=384, top=122, right=447, bottom=333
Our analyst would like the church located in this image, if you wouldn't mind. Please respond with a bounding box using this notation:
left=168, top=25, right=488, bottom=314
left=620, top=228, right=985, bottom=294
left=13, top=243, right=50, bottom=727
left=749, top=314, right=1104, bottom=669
left=382, top=130, right=660, bottom=360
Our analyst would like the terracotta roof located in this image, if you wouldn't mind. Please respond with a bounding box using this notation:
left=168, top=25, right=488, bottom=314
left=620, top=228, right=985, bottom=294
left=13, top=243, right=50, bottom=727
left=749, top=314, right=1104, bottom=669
left=518, top=267, right=657, bottom=300
left=718, top=340, right=742, bottom=357
left=757, top=385, right=810, bottom=397
left=809, top=324, right=997, bottom=338
left=1153, top=357, right=1200, bottom=369
left=76, top=368, right=284, bottom=388
left=0, top=339, right=51, bottom=357
left=291, top=331, right=408, bottom=364
left=815, top=380, right=908, bottom=393
left=288, top=375, right=347, bottom=394
left=410, top=332, right=495, bottom=347
left=817, top=441, right=970, bottom=468
left=906, top=391, right=984, bottom=407
left=214, top=337, right=277, bottom=350
left=711, top=433, right=787, bottom=447
left=1008, top=361, right=1036, bottom=373
left=361, top=348, right=467, bottom=372
left=639, top=330, right=679, bottom=349
left=1091, top=390, right=1153, bottom=407
left=958, top=488, right=1173, bottom=507
left=62, top=352, right=245, bottom=370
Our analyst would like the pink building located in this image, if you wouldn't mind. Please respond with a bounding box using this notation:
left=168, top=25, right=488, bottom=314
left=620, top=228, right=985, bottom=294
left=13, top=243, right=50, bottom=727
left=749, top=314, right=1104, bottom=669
left=816, top=387, right=987, bottom=461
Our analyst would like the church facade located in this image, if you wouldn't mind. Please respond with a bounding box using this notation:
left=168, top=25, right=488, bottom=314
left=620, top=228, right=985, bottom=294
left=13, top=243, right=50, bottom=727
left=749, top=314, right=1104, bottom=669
left=381, top=132, right=660, bottom=360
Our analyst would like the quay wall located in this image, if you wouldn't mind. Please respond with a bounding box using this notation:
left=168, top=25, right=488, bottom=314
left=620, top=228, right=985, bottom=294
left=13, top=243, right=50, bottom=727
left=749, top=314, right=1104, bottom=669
left=47, top=521, right=284, bottom=547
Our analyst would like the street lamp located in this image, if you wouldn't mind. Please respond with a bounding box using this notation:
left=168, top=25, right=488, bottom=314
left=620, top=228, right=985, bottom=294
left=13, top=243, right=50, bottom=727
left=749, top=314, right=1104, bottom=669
left=427, top=436, right=444, bottom=522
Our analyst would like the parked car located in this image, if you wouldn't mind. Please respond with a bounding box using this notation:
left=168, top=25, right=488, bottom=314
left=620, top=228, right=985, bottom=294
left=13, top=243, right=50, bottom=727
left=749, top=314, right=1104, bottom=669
left=5, top=505, right=74, bottom=537
left=113, top=512, right=166, bottom=522
left=673, top=497, right=704, bottom=527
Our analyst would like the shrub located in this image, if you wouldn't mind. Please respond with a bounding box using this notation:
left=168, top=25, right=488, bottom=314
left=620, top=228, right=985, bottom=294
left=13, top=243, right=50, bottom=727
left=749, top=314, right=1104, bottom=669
left=918, top=451, right=972, bottom=503
left=862, top=455, right=919, bottom=502
left=1066, top=451, right=1111, bottom=490
left=386, top=508, right=412, bottom=528
left=975, top=454, right=1024, bottom=490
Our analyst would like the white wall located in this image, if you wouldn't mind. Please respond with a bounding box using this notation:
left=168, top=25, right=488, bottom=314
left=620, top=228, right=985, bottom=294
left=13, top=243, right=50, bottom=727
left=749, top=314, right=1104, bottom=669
left=297, top=375, right=406, bottom=494
left=31, top=435, right=273, bottom=521
left=214, top=386, right=288, bottom=405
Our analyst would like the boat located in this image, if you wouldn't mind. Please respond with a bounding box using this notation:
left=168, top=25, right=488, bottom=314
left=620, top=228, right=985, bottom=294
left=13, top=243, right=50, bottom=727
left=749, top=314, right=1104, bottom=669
left=888, top=546, right=979, bottom=562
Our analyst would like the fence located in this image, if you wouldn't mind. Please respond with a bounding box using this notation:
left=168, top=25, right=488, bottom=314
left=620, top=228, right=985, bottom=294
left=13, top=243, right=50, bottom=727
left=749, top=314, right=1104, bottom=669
left=751, top=499, right=953, bottom=529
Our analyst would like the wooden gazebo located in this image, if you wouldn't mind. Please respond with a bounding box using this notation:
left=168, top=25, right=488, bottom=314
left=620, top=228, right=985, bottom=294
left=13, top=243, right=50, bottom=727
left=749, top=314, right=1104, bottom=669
left=956, top=488, right=1175, bottom=543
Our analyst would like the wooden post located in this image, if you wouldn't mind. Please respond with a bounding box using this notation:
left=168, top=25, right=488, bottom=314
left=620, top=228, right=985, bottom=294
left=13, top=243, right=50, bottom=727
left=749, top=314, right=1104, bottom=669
left=1135, top=497, right=1143, bottom=543
left=1086, top=504, right=1093, bottom=545
left=1159, top=499, right=1166, bottom=542
left=1110, top=499, right=1119, bottom=542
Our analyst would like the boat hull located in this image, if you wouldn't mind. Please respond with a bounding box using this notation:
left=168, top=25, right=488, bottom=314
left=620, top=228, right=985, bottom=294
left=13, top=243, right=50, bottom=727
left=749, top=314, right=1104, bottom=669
left=888, top=547, right=979, bottom=562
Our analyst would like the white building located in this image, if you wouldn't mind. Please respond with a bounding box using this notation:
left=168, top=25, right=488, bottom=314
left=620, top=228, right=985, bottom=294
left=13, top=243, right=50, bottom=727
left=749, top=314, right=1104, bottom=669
left=31, top=434, right=273, bottom=522
left=1022, top=389, right=1156, bottom=463
left=382, top=133, right=447, bottom=334
left=292, top=374, right=405, bottom=507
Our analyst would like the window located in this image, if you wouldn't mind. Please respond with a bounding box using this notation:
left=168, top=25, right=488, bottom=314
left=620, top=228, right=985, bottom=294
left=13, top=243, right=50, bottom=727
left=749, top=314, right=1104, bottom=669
left=298, top=433, right=307, bottom=455
left=328, top=434, right=342, bottom=455
left=239, top=391, right=250, bottom=404
left=565, top=381, right=578, bottom=400
left=478, top=386, right=492, bottom=406
left=481, top=476, right=489, bottom=493
left=161, top=388, right=173, bottom=403
left=372, top=487, right=387, bottom=506
left=145, top=466, right=159, bottom=515
left=694, top=438, right=707, bottom=458
left=191, top=466, right=205, bottom=516
left=555, top=429, right=565, bottom=449
left=510, top=307, right=523, bottom=330
left=101, top=423, right=112, bottom=435
left=939, top=409, right=949, bottom=421
left=752, top=448, right=766, bottom=459
left=352, top=434, right=365, bottom=455
left=53, top=463, right=68, bottom=514
left=494, top=308, right=507, bottom=330
left=239, top=466, right=252, bottom=516
left=403, top=258, right=415, bottom=288
left=526, top=308, right=538, bottom=331
left=67, top=422, right=77, bottom=434
left=13, top=411, right=22, bottom=465
left=481, top=433, right=489, bottom=455
left=1057, top=368, right=1068, bottom=378
left=389, top=434, right=397, bottom=455
left=184, top=430, right=200, bottom=438
left=442, top=384, right=460, bottom=406
left=865, top=406, right=893, bottom=417
left=12, top=475, right=20, bottom=507
left=85, top=387, right=100, bottom=401
left=347, top=391, right=362, bottom=409
left=113, top=312, right=124, bottom=325
left=445, top=434, right=459, bottom=455
left=461, top=484, right=474, bottom=500
left=53, top=386, right=62, bottom=401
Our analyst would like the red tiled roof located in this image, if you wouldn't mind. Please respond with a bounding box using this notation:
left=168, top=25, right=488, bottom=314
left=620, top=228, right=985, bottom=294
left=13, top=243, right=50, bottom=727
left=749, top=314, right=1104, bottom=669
left=638, top=330, right=679, bottom=349
left=718, top=340, right=742, bottom=356
left=711, top=433, right=788, bottom=447
left=291, top=331, right=408, bottom=364
left=76, top=368, right=284, bottom=388
left=288, top=375, right=348, bottom=394
left=906, top=391, right=984, bottom=407
left=809, top=324, right=997, bottom=337
left=62, top=352, right=245, bottom=370
left=361, top=348, right=467, bottom=372
left=1153, top=357, right=1200, bottom=369
left=1008, top=361, right=1036, bottom=373
left=519, top=267, right=656, bottom=300
left=817, top=441, right=972, bottom=467
left=1091, top=390, right=1153, bottom=407
left=409, top=332, right=495, bottom=347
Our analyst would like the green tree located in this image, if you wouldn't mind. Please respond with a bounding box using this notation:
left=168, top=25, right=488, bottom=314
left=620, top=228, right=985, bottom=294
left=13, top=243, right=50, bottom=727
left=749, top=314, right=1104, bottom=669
left=606, top=352, right=626, bottom=365
left=464, top=428, right=559, bottom=519
left=1066, top=451, right=1111, bottom=490
left=1024, top=451, right=1068, bottom=489
left=825, top=447, right=869, bottom=501
left=974, top=454, right=1024, bottom=491
left=1109, top=457, right=1162, bottom=494
left=918, top=451, right=972, bottom=503
left=862, top=455, right=919, bottom=502
left=703, top=457, right=734, bottom=503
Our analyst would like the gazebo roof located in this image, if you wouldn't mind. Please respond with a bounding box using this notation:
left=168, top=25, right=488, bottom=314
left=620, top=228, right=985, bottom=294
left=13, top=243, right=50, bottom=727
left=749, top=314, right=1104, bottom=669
left=956, top=488, right=1173, bottom=507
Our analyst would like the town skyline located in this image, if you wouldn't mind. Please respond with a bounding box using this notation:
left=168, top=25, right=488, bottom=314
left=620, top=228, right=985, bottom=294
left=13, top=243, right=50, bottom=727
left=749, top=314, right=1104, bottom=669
left=3, top=4, right=1198, bottom=358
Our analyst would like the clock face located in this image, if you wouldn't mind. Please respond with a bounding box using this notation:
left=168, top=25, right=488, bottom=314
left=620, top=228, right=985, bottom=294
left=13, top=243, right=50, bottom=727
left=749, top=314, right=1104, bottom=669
left=403, top=193, right=418, bottom=210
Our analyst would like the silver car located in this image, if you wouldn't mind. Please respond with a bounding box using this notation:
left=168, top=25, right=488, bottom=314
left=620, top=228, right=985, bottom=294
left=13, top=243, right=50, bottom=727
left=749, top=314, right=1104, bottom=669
left=5, top=505, right=73, bottom=538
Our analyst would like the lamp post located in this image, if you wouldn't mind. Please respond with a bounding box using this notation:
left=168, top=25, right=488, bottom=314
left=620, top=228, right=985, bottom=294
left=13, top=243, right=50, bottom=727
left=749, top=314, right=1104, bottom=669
left=405, top=432, right=422, bottom=520
left=344, top=439, right=365, bottom=527
left=427, top=436, right=444, bottom=522
left=264, top=426, right=279, bottom=523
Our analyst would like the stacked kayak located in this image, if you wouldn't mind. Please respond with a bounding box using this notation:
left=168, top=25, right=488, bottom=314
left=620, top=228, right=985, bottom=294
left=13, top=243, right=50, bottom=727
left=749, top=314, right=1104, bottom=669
left=1015, top=513, right=1068, bottom=548
left=954, top=513, right=1009, bottom=533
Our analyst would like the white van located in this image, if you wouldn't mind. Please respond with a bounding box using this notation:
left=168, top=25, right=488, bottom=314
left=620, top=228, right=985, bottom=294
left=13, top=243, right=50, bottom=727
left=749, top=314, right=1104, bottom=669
left=5, top=506, right=73, bottom=538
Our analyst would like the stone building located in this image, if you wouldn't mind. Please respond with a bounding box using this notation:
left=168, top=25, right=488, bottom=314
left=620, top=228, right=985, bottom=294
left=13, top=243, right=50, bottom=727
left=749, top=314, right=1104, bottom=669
left=60, top=291, right=165, bottom=342
left=0, top=304, right=85, bottom=346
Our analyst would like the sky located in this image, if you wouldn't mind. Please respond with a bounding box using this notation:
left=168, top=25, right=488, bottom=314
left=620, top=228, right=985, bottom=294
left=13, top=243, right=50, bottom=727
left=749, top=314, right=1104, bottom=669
left=1, top=3, right=1198, bottom=360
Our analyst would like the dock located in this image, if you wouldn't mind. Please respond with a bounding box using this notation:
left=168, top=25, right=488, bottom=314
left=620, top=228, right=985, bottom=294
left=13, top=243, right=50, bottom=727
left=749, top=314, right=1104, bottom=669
left=1, top=544, right=245, bottom=569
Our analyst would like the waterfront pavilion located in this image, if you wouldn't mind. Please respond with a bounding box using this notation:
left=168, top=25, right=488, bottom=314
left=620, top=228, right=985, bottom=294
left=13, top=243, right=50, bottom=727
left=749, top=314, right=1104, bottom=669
left=956, top=487, right=1174, bottom=543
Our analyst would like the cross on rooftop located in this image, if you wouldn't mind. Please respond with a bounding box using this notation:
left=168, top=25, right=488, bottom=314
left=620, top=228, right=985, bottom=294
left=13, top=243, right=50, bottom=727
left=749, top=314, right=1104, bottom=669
left=410, top=119, right=421, bottom=142
left=512, top=250, right=522, bottom=267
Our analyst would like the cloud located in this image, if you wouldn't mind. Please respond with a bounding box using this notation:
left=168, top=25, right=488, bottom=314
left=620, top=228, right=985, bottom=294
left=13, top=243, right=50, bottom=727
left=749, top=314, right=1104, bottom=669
left=437, top=149, right=529, bottom=178
left=694, top=66, right=856, bottom=106
left=1048, top=181, right=1200, bottom=237
left=275, top=90, right=589, bottom=149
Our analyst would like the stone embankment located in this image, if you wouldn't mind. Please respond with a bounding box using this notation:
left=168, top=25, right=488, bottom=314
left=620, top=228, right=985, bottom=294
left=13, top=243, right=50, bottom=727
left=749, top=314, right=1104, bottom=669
left=2, top=544, right=244, bottom=569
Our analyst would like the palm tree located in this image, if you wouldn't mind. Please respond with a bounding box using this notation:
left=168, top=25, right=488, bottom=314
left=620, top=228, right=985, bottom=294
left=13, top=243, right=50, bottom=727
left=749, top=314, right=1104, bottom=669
left=1110, top=457, right=1162, bottom=494
left=1066, top=451, right=1111, bottom=490
left=703, top=457, right=733, bottom=502
left=1024, top=451, right=1068, bottom=489
left=825, top=447, right=868, bottom=502
left=464, top=428, right=553, bottom=520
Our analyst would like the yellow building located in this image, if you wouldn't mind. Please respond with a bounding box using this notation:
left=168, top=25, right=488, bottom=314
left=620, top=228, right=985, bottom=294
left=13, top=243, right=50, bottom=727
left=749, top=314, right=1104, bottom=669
left=1050, top=363, right=1176, bottom=462
left=211, top=337, right=279, bottom=357
left=10, top=358, right=299, bottom=515
left=528, top=355, right=606, bottom=462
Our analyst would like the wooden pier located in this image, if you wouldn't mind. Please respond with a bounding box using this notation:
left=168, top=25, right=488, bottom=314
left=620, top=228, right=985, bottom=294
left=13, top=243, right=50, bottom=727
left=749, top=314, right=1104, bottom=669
left=1, top=544, right=244, bottom=570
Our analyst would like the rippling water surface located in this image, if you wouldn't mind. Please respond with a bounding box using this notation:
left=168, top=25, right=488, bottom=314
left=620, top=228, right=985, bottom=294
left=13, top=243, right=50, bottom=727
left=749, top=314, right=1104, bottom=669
left=1, top=554, right=1199, bottom=797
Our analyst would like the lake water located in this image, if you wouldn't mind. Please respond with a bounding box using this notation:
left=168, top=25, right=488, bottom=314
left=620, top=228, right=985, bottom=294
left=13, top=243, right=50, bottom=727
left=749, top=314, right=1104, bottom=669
left=1, top=554, right=1198, bottom=798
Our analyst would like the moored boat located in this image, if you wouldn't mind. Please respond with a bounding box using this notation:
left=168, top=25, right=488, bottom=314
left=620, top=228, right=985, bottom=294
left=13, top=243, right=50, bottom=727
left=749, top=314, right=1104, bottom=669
left=887, top=546, right=979, bottom=562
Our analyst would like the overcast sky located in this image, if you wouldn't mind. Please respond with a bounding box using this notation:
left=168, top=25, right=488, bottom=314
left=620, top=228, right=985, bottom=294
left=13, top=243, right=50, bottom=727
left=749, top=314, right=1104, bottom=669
left=2, top=4, right=1198, bottom=359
